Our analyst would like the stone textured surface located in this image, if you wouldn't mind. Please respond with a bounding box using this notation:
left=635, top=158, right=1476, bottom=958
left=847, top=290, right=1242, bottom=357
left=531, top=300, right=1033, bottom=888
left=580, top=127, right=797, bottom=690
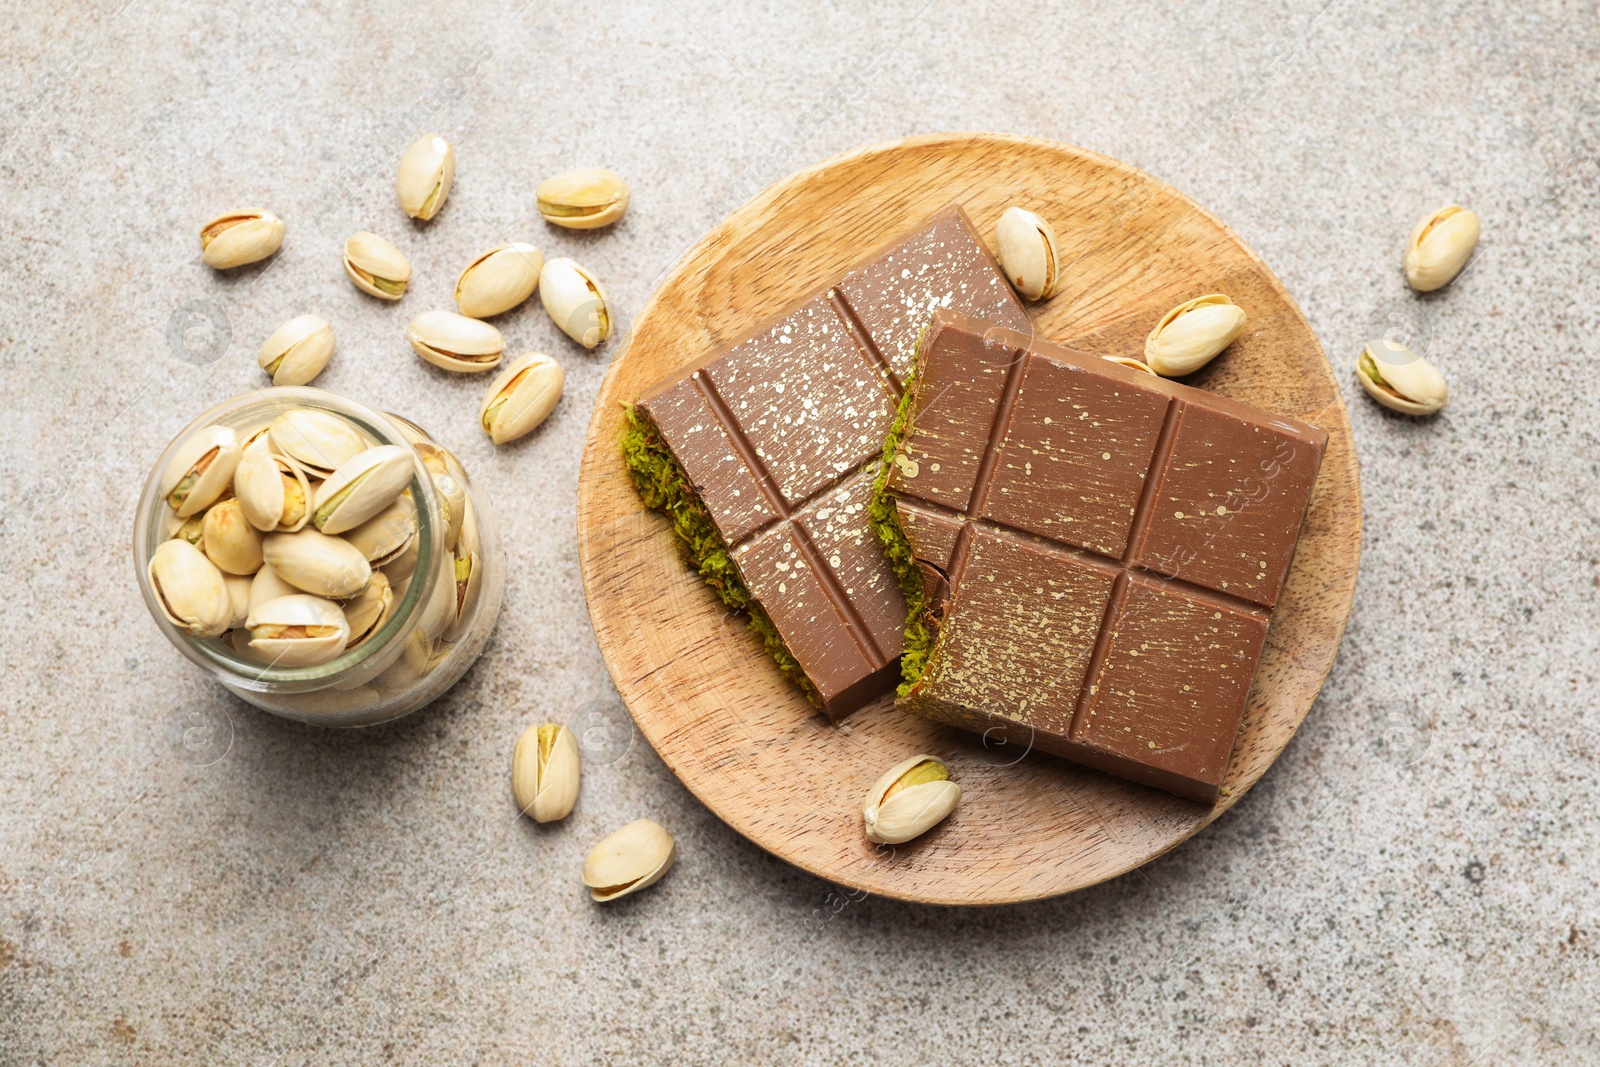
left=2, top=1, right=1597, bottom=1063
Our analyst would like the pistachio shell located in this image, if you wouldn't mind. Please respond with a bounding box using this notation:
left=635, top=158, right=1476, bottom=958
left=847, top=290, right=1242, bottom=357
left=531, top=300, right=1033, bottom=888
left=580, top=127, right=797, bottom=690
left=862, top=755, right=960, bottom=844
left=455, top=244, right=544, bottom=318
left=379, top=530, right=421, bottom=587
left=1357, top=339, right=1448, bottom=416
left=258, top=314, right=335, bottom=386
left=536, top=168, right=629, bottom=229
left=159, top=424, right=242, bottom=518
left=1404, top=205, right=1480, bottom=292
left=148, top=539, right=232, bottom=637
left=234, top=452, right=312, bottom=533
left=246, top=593, right=350, bottom=667
left=200, top=209, right=285, bottom=269
left=312, top=445, right=416, bottom=535
left=167, top=511, right=205, bottom=548
left=407, top=310, right=505, bottom=372
left=240, top=426, right=273, bottom=457
left=223, top=574, right=252, bottom=630
left=267, top=409, right=366, bottom=479
left=480, top=352, right=564, bottom=444
left=582, top=819, right=675, bottom=901
left=512, top=723, right=581, bottom=823
left=344, top=492, right=417, bottom=565
left=343, top=572, right=395, bottom=650
left=201, top=498, right=265, bottom=575
left=261, top=528, right=372, bottom=599
left=416, top=553, right=459, bottom=641
left=443, top=549, right=481, bottom=643
left=1103, top=355, right=1157, bottom=375
left=1144, top=294, right=1248, bottom=377
left=538, top=258, right=611, bottom=349
left=395, top=133, right=455, bottom=221
left=344, top=232, right=412, bottom=300
left=248, top=564, right=300, bottom=612
left=994, top=206, right=1061, bottom=301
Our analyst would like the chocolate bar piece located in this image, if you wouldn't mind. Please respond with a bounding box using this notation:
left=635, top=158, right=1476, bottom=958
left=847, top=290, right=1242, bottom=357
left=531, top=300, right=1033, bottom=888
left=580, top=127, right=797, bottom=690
left=873, top=312, right=1327, bottom=801
left=623, top=206, right=1029, bottom=718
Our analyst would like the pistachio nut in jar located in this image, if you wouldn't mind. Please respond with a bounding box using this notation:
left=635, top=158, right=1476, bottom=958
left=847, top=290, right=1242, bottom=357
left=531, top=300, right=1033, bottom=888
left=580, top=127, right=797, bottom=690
left=134, top=387, right=504, bottom=726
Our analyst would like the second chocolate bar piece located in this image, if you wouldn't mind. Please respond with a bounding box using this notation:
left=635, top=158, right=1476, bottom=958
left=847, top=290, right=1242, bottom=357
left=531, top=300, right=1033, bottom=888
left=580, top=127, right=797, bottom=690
left=873, top=311, right=1327, bottom=802
left=624, top=206, right=1029, bottom=718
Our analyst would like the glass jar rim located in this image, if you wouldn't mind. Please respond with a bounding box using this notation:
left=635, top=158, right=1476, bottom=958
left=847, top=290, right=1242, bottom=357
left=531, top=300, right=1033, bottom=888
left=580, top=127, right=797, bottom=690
left=133, top=386, right=441, bottom=693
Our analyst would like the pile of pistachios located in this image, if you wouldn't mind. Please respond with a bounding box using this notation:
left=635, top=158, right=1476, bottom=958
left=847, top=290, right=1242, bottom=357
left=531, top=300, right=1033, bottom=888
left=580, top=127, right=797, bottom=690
left=198, top=134, right=631, bottom=445
left=993, top=200, right=1479, bottom=419
left=149, top=407, right=479, bottom=675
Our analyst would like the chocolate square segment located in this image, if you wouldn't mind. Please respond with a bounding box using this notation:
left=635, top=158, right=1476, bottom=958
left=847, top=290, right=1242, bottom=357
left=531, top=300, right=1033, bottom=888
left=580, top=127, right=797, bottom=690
left=632, top=207, right=1028, bottom=719
left=884, top=311, right=1326, bottom=801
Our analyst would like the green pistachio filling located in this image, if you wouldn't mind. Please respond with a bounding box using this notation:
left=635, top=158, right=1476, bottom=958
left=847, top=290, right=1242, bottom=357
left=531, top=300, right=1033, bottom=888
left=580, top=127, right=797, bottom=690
left=621, top=405, right=817, bottom=704
left=372, top=275, right=407, bottom=296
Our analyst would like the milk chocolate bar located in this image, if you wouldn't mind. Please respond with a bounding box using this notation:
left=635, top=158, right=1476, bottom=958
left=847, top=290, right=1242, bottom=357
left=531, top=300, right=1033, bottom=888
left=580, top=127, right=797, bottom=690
left=873, top=312, right=1326, bottom=801
left=624, top=207, right=1029, bottom=718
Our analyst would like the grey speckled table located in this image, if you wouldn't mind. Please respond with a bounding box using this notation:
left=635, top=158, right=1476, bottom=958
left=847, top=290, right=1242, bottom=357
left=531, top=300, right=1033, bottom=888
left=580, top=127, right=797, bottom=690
left=3, top=1, right=1597, bottom=1063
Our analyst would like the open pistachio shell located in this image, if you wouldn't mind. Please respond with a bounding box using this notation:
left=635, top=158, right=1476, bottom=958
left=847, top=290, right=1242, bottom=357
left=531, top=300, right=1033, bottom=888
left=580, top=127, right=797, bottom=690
left=223, top=574, right=252, bottom=630
left=235, top=451, right=312, bottom=533
left=396, top=133, right=455, bottom=220
left=248, top=564, right=301, bottom=613
left=426, top=466, right=467, bottom=552
left=583, top=819, right=675, bottom=902
left=312, top=445, right=415, bottom=535
left=380, top=530, right=421, bottom=587
left=148, top=539, right=233, bottom=638
left=246, top=593, right=350, bottom=667
left=407, top=310, right=505, bottom=372
left=258, top=314, right=335, bottom=387
left=200, top=209, right=285, bottom=269
left=443, top=549, right=481, bottom=643
left=344, top=232, right=412, bottom=300
left=1357, top=339, right=1448, bottom=416
left=159, top=425, right=242, bottom=519
left=343, top=572, right=395, bottom=650
left=480, top=353, right=564, bottom=445
left=241, top=426, right=273, bottom=457
left=455, top=243, right=544, bottom=318
left=1144, top=294, right=1248, bottom=377
left=267, top=409, right=366, bottom=479
left=512, top=723, right=581, bottom=823
left=261, top=528, right=371, bottom=599
left=862, top=755, right=961, bottom=845
left=994, top=206, right=1061, bottom=301
left=1404, top=205, right=1480, bottom=292
left=536, top=168, right=630, bottom=230
left=539, top=257, right=611, bottom=349
left=167, top=511, right=205, bottom=548
left=1103, top=355, right=1157, bottom=375
left=344, top=492, right=418, bottom=565
left=201, top=498, right=265, bottom=576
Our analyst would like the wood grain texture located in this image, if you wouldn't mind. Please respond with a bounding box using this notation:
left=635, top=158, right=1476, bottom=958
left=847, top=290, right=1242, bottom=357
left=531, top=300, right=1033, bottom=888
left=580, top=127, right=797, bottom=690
left=577, top=134, right=1361, bottom=906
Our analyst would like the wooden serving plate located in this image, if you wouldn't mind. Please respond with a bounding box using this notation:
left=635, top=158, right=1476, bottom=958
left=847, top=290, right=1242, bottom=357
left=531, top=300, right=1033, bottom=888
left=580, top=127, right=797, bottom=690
left=577, top=134, right=1361, bottom=905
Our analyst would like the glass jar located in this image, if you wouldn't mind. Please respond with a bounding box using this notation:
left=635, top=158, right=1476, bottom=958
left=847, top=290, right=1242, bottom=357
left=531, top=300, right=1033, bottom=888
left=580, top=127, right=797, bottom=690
left=133, top=387, right=503, bottom=726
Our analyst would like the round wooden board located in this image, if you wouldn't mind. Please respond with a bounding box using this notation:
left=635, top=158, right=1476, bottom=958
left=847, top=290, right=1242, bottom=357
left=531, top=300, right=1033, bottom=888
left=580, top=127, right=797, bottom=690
left=577, top=133, right=1361, bottom=906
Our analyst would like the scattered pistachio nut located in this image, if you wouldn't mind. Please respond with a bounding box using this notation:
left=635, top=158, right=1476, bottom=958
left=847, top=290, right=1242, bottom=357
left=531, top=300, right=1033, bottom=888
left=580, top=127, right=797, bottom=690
left=1356, top=339, right=1448, bottom=416
left=344, top=232, right=412, bottom=301
left=994, top=206, right=1061, bottom=301
left=262, top=527, right=372, bottom=599
left=539, top=257, right=611, bottom=349
left=480, top=352, right=564, bottom=444
left=258, top=314, right=335, bottom=387
left=312, top=445, right=415, bottom=535
left=511, top=723, right=581, bottom=823
left=536, top=168, right=629, bottom=229
left=234, top=451, right=312, bottom=533
left=396, top=132, right=455, bottom=221
left=343, top=572, right=395, bottom=650
left=582, top=819, right=675, bottom=902
left=407, top=310, right=505, bottom=372
left=267, top=409, right=367, bottom=479
left=246, top=593, right=350, bottom=668
left=1404, top=204, right=1480, bottom=292
left=1103, top=355, right=1157, bottom=375
left=159, top=425, right=242, bottom=519
left=862, top=755, right=961, bottom=845
left=1144, top=294, right=1248, bottom=377
left=199, top=209, right=285, bottom=269
left=455, top=243, right=544, bottom=318
left=149, top=539, right=233, bottom=638
left=201, top=498, right=265, bottom=576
